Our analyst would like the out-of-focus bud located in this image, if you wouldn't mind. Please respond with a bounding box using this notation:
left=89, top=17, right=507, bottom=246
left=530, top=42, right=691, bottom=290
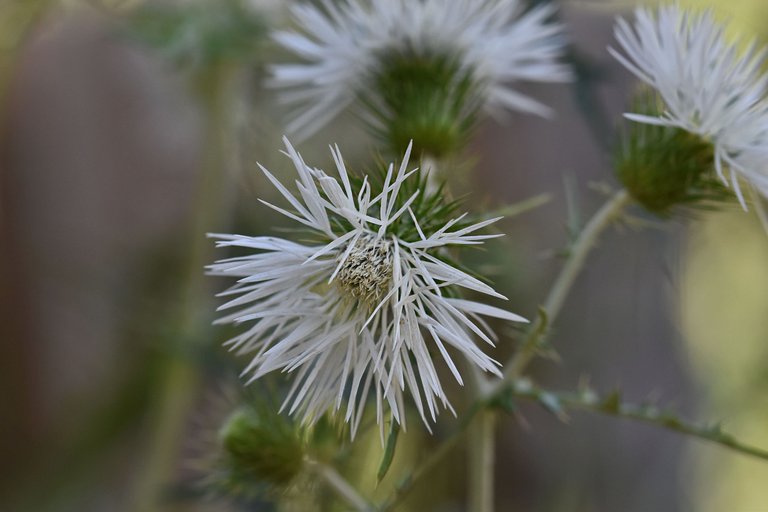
left=616, top=95, right=728, bottom=216
left=364, top=49, right=479, bottom=158
left=212, top=405, right=305, bottom=496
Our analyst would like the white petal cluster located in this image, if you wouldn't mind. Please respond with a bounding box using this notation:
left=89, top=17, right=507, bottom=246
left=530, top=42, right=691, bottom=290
left=271, top=0, right=572, bottom=140
left=209, top=138, right=526, bottom=435
left=610, top=4, right=768, bottom=205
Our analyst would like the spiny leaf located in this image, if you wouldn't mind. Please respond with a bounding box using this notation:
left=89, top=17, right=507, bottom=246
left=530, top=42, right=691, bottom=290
left=377, top=422, right=400, bottom=484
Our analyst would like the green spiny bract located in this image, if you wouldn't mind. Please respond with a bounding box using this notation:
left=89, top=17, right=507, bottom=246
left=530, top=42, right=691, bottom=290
left=215, top=405, right=305, bottom=493
left=319, top=158, right=474, bottom=244
left=362, top=47, right=481, bottom=158
left=616, top=95, right=729, bottom=217
left=308, top=156, right=490, bottom=300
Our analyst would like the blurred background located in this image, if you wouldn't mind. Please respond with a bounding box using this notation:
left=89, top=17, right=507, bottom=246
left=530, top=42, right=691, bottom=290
left=1, top=0, right=767, bottom=511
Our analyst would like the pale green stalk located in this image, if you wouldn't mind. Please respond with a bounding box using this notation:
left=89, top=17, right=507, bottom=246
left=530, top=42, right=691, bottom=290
left=377, top=185, right=768, bottom=509
left=468, top=409, right=496, bottom=512
left=379, top=187, right=631, bottom=512
left=501, top=189, right=631, bottom=384
left=464, top=189, right=630, bottom=512
left=508, top=379, right=768, bottom=461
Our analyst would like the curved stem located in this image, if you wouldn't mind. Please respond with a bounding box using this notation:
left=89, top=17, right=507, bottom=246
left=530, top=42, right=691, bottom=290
left=501, top=189, right=631, bottom=384
left=379, top=189, right=632, bottom=511
left=306, top=460, right=373, bottom=512
left=508, top=379, right=768, bottom=462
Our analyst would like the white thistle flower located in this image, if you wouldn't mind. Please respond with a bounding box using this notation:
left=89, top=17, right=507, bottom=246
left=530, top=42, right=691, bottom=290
left=609, top=4, right=768, bottom=206
left=208, top=138, right=527, bottom=435
left=271, top=0, right=572, bottom=140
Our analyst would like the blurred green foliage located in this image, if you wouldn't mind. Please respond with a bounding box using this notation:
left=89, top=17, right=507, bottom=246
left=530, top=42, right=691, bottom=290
left=129, top=0, right=267, bottom=70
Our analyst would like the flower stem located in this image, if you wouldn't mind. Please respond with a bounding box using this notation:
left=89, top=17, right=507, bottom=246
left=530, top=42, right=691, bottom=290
left=379, top=189, right=631, bottom=511
left=508, top=379, right=768, bottom=461
left=468, top=409, right=496, bottom=512
left=306, top=460, right=374, bottom=512
left=502, top=189, right=631, bottom=383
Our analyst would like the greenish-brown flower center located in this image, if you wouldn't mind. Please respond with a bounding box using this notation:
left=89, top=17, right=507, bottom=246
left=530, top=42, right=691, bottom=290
left=336, top=234, right=393, bottom=305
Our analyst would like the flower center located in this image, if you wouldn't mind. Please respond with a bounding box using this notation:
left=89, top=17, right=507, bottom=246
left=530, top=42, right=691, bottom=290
left=336, top=234, right=393, bottom=305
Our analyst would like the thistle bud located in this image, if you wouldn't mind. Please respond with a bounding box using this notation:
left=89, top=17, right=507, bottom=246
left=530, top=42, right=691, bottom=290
left=615, top=95, right=728, bottom=216
left=214, top=406, right=305, bottom=494
left=364, top=48, right=479, bottom=158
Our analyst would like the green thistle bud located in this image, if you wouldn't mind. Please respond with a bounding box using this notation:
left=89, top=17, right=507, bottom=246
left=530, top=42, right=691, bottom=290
left=616, top=95, right=728, bottom=216
left=215, top=406, right=305, bottom=492
left=363, top=48, right=480, bottom=158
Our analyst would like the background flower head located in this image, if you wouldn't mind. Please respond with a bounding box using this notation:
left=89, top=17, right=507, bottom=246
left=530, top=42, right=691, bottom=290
left=208, top=138, right=527, bottom=435
left=609, top=3, right=768, bottom=208
left=271, top=0, right=572, bottom=153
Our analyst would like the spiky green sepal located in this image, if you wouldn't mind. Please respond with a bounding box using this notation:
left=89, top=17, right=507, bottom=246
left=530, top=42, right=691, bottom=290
left=362, top=47, right=481, bottom=158
left=333, top=157, right=474, bottom=244
left=616, top=95, right=729, bottom=217
left=210, top=405, right=305, bottom=497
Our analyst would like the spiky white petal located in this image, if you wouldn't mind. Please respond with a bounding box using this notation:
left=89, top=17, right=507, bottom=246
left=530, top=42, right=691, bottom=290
left=610, top=4, right=768, bottom=205
left=271, top=0, right=572, bottom=140
left=208, top=138, right=526, bottom=435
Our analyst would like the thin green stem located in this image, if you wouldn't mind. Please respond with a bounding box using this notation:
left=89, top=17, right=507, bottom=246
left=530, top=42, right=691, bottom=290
left=508, top=379, right=768, bottom=462
left=307, top=460, right=374, bottom=512
left=468, top=409, right=496, bottom=512
left=501, top=189, right=631, bottom=384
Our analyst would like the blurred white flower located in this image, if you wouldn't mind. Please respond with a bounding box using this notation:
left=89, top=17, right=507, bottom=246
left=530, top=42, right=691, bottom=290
left=271, top=0, right=572, bottom=140
left=208, top=138, right=526, bottom=434
left=610, top=4, right=768, bottom=206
